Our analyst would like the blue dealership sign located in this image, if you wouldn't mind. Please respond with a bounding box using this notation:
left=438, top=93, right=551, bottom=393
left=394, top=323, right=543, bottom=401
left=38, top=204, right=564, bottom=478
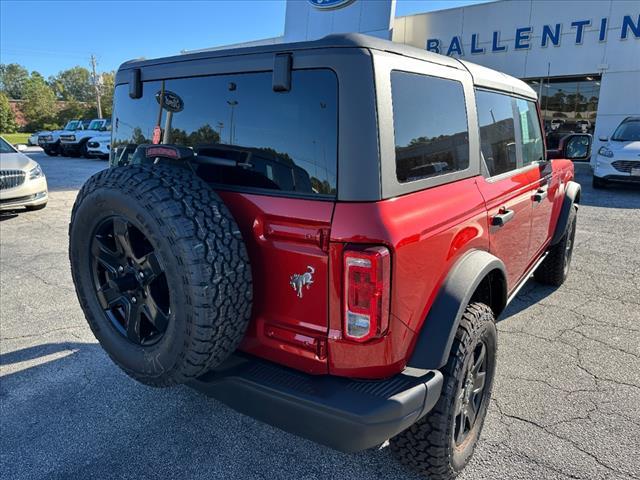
left=308, top=0, right=355, bottom=10
left=426, top=14, right=639, bottom=57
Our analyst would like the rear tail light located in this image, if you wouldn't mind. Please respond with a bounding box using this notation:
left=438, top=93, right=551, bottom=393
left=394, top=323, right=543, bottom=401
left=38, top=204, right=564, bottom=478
left=343, top=246, right=390, bottom=342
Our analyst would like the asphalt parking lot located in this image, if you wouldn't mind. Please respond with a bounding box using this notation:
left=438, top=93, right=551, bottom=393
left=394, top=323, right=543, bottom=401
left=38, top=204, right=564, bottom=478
left=1, top=150, right=639, bottom=480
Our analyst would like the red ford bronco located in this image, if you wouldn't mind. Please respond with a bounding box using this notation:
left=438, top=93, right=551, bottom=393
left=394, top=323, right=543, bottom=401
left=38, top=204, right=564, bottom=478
left=69, top=34, right=589, bottom=478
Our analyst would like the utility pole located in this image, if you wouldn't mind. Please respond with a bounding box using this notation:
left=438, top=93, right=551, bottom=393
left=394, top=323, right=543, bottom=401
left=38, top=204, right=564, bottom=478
left=90, top=54, right=103, bottom=119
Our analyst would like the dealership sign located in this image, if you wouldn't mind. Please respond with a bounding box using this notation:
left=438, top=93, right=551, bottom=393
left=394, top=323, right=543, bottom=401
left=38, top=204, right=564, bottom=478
left=308, top=0, right=355, bottom=10
left=426, top=14, right=639, bottom=56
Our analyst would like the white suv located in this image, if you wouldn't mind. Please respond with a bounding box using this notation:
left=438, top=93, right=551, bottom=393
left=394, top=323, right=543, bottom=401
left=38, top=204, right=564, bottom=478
left=592, top=117, right=640, bottom=189
left=86, top=133, right=111, bottom=160
left=60, top=119, right=110, bottom=158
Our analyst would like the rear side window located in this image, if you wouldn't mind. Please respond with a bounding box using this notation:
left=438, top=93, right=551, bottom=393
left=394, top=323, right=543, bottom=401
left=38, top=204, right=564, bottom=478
left=391, top=71, right=469, bottom=183
left=112, top=70, right=338, bottom=197
left=515, top=99, right=544, bottom=166
left=476, top=90, right=517, bottom=177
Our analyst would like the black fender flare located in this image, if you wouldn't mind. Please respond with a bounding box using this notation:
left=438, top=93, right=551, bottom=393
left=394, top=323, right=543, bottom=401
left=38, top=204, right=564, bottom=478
left=550, top=180, right=581, bottom=246
left=407, top=250, right=507, bottom=370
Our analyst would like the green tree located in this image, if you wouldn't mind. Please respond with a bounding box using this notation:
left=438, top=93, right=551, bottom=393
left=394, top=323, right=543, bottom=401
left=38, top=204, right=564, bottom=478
left=22, top=76, right=58, bottom=131
left=0, top=63, right=30, bottom=99
left=0, top=92, right=18, bottom=133
left=188, top=124, right=220, bottom=145
left=56, top=98, right=91, bottom=126
left=131, top=127, right=147, bottom=144
left=258, top=147, right=294, bottom=166
left=50, top=66, right=93, bottom=101
left=169, top=127, right=189, bottom=145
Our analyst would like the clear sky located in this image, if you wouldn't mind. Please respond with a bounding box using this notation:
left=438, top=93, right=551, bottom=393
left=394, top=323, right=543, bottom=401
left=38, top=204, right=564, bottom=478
left=0, top=0, right=490, bottom=78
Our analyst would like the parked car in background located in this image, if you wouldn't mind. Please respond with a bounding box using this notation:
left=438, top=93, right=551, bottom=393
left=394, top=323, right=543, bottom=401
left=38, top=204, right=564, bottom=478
left=576, top=119, right=591, bottom=134
left=0, top=136, right=48, bottom=211
left=86, top=133, right=111, bottom=160
left=28, top=132, right=41, bottom=146
left=592, top=116, right=640, bottom=188
left=38, top=120, right=87, bottom=156
left=60, top=118, right=110, bottom=158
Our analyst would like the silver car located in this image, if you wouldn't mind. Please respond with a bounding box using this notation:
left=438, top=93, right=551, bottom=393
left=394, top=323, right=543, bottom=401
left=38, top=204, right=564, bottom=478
left=0, top=137, right=48, bottom=211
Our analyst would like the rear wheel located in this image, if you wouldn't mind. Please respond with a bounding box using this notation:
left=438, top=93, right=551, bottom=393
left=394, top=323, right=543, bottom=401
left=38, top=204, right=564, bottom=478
left=390, top=303, right=497, bottom=479
left=44, top=145, right=59, bottom=156
left=534, top=204, right=577, bottom=286
left=69, top=164, right=253, bottom=387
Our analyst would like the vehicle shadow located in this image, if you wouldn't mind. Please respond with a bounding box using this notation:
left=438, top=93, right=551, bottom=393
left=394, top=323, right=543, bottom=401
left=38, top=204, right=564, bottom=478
left=0, top=342, right=86, bottom=366
left=496, top=279, right=556, bottom=322
left=0, top=342, right=422, bottom=480
left=0, top=212, right=19, bottom=222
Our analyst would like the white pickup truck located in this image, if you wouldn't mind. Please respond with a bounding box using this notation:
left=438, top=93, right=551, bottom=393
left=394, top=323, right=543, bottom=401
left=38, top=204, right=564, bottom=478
left=59, top=118, right=111, bottom=158
left=38, top=120, right=87, bottom=156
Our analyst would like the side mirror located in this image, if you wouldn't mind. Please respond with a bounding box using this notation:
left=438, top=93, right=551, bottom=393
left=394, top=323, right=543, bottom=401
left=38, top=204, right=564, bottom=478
left=598, top=136, right=608, bottom=142
left=563, top=133, right=592, bottom=161
left=15, top=144, right=27, bottom=152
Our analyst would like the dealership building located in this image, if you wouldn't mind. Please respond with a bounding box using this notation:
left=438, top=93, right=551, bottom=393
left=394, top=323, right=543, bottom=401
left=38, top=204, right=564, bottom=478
left=204, top=0, right=639, bottom=149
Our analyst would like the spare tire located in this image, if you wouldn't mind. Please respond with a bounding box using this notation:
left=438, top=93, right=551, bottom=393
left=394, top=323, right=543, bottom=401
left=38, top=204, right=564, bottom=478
left=69, top=164, right=253, bottom=387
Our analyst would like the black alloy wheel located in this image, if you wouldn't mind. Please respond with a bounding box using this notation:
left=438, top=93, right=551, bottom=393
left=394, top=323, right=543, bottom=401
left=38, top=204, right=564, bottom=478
left=453, top=341, right=487, bottom=447
left=70, top=164, right=253, bottom=387
left=389, top=302, right=497, bottom=479
left=90, top=216, right=169, bottom=346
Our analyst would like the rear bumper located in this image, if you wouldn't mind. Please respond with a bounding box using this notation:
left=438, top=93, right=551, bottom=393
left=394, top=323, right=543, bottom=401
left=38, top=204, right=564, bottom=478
left=190, top=354, right=443, bottom=452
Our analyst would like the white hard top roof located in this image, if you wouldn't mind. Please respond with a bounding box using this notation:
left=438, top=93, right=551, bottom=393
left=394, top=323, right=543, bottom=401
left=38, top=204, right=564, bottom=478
left=459, top=60, right=537, bottom=100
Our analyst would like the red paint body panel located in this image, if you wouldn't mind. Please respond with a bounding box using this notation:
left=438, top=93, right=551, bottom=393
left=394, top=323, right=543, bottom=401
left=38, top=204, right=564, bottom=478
left=328, top=177, right=488, bottom=378
left=474, top=170, right=535, bottom=290
left=217, top=191, right=334, bottom=374
left=218, top=160, right=572, bottom=379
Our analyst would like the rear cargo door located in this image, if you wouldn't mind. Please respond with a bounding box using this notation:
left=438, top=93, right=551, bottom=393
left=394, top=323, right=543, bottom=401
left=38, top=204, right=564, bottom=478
left=110, top=67, right=340, bottom=373
left=220, top=192, right=334, bottom=374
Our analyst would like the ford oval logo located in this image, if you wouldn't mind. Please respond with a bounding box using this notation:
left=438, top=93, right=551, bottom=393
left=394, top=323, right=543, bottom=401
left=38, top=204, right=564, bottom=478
left=155, top=90, right=184, bottom=113
left=308, top=0, right=355, bottom=10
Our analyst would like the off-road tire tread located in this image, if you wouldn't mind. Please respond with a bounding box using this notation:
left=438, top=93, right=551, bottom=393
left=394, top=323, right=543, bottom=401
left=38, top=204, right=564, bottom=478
left=390, top=302, right=496, bottom=480
left=534, top=205, right=577, bottom=287
left=69, top=164, right=252, bottom=387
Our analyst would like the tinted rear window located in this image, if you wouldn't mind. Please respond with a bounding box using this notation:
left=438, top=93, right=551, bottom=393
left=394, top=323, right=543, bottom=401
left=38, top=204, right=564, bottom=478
left=476, top=90, right=517, bottom=177
left=111, top=70, right=338, bottom=197
left=391, top=71, right=469, bottom=183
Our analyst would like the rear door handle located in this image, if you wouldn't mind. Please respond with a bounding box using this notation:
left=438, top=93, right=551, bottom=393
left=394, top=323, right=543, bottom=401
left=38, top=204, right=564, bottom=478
left=492, top=208, right=515, bottom=227
left=533, top=187, right=548, bottom=203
